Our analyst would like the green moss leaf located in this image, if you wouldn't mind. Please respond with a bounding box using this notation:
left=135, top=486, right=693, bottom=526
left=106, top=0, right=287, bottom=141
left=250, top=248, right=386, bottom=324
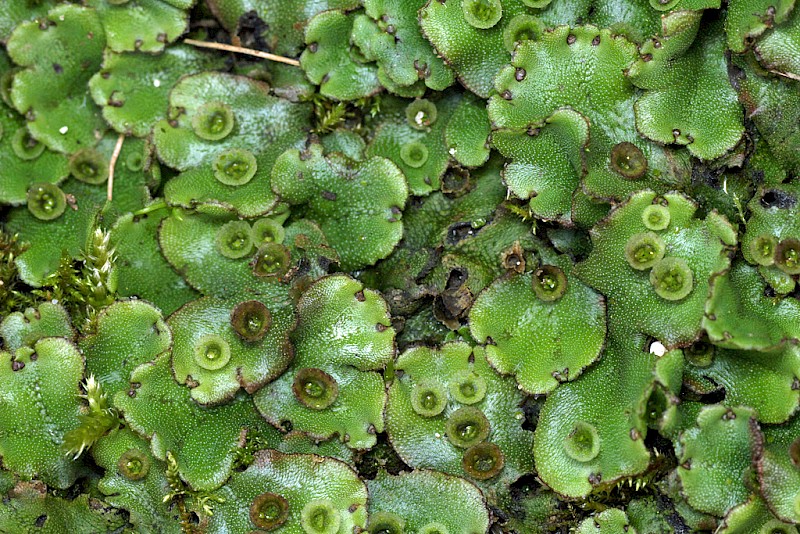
left=732, top=56, right=800, bottom=175
left=0, top=338, right=85, bottom=488
left=704, top=261, right=800, bottom=352
left=717, top=495, right=798, bottom=534
left=533, top=335, right=670, bottom=498
left=89, top=46, right=224, bottom=137
left=420, top=0, right=536, bottom=98
left=300, top=10, right=382, bottom=101
left=366, top=93, right=460, bottom=195
left=0, top=482, right=126, bottom=533
left=492, top=108, right=589, bottom=225
left=386, top=342, right=534, bottom=504
left=575, top=191, right=733, bottom=347
left=153, top=71, right=310, bottom=170
left=210, top=450, right=368, bottom=533
left=725, top=0, right=795, bottom=53
left=630, top=19, right=744, bottom=160
left=6, top=4, right=106, bottom=154
left=254, top=275, right=394, bottom=450
left=366, top=469, right=490, bottom=533
left=470, top=253, right=606, bottom=394
left=444, top=91, right=491, bottom=168
left=754, top=5, right=800, bottom=78
left=110, top=206, right=200, bottom=316
left=206, top=0, right=360, bottom=58
left=272, top=142, right=408, bottom=271
left=93, top=428, right=182, bottom=534
left=677, top=405, right=758, bottom=517
left=79, top=299, right=171, bottom=399
left=84, top=0, right=191, bottom=53
left=0, top=302, right=73, bottom=352
left=114, top=352, right=269, bottom=491
left=158, top=210, right=296, bottom=299
left=577, top=508, right=633, bottom=533
left=358, top=0, right=454, bottom=91
left=169, top=296, right=294, bottom=405
left=0, top=102, right=69, bottom=205
left=754, top=414, right=800, bottom=524
left=684, top=342, right=800, bottom=424
left=0, top=0, right=60, bottom=42
left=164, top=131, right=307, bottom=218
left=490, top=25, right=692, bottom=202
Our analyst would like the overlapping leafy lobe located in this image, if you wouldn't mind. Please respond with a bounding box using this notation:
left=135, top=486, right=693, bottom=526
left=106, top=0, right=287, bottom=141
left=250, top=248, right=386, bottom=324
left=114, top=353, right=268, bottom=491
left=111, top=206, right=199, bottom=316
left=254, top=275, right=394, bottom=450
left=169, top=295, right=294, bottom=405
left=717, top=495, right=799, bottom=534
left=366, top=92, right=459, bottom=195
left=300, top=10, right=382, bottom=101
left=577, top=508, right=633, bottom=533
left=490, top=25, right=691, bottom=203
left=0, top=482, right=126, bottom=533
left=90, top=46, right=224, bottom=137
left=5, top=181, right=102, bottom=287
left=164, top=126, right=307, bottom=218
left=754, top=5, right=800, bottom=78
left=79, top=300, right=171, bottom=398
left=92, top=428, right=181, bottom=534
left=420, top=0, right=534, bottom=98
left=0, top=338, right=85, bottom=489
left=725, top=0, right=796, bottom=53
left=731, top=56, right=800, bottom=175
left=493, top=108, right=589, bottom=225
left=0, top=95, right=69, bottom=205
left=206, top=0, right=361, bottom=58
left=677, top=405, right=758, bottom=517
left=630, top=19, right=744, bottom=160
left=0, top=302, right=73, bottom=351
left=357, top=0, right=454, bottom=91
left=576, top=191, right=734, bottom=347
left=445, top=91, right=492, bottom=168
left=753, top=414, right=800, bottom=523
left=153, top=72, right=311, bottom=170
left=84, top=0, right=192, bottom=53
left=272, top=142, right=408, bottom=271
left=209, top=450, right=368, bottom=533
left=366, top=469, right=490, bottom=533
left=470, top=253, right=606, bottom=394
left=0, top=1, right=59, bottom=42
left=158, top=210, right=297, bottom=300
left=533, top=334, right=674, bottom=498
left=6, top=4, right=106, bottom=154
left=704, top=261, right=800, bottom=352
left=683, top=340, right=800, bottom=424
left=386, top=342, right=534, bottom=504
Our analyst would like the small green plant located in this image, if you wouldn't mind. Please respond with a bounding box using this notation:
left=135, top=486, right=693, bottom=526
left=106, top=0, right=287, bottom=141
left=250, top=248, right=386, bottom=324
left=1, top=1, right=799, bottom=533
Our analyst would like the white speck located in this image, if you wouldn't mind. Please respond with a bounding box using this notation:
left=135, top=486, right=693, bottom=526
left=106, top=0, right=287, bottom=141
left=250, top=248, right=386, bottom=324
left=59, top=126, right=68, bottom=135
left=515, top=412, right=524, bottom=420
left=449, top=147, right=456, bottom=156
left=153, top=79, right=161, bottom=88
left=517, top=384, right=523, bottom=390
left=415, top=111, right=425, bottom=126
left=58, top=15, right=65, bottom=21
left=649, top=341, right=666, bottom=356
left=434, top=432, right=441, bottom=439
